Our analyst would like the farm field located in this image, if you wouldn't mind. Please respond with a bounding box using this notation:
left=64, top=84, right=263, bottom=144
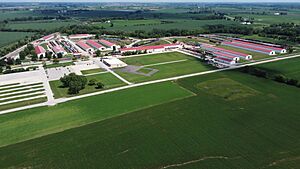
left=0, top=70, right=299, bottom=168
left=0, top=10, right=37, bottom=21
left=5, top=20, right=78, bottom=31
left=0, top=31, right=34, bottom=48
left=0, top=81, right=193, bottom=147
left=115, top=52, right=213, bottom=83
left=94, top=19, right=238, bottom=32
left=256, top=57, right=300, bottom=80
left=50, top=72, right=126, bottom=98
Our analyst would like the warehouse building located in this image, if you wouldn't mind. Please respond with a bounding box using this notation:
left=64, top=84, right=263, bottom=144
left=103, top=57, right=127, bottom=68
left=223, top=41, right=276, bottom=55
left=99, top=39, right=120, bottom=51
left=120, top=44, right=182, bottom=54
left=35, top=46, right=46, bottom=58
left=86, top=40, right=106, bottom=51
left=69, top=34, right=94, bottom=39
left=76, top=41, right=94, bottom=53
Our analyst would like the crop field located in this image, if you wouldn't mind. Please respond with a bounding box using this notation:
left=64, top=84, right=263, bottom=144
left=0, top=81, right=193, bottom=147
left=0, top=31, right=34, bottom=48
left=5, top=20, right=78, bottom=31
left=94, top=19, right=238, bottom=32
left=50, top=72, right=126, bottom=98
left=256, top=57, right=300, bottom=80
left=0, top=10, right=37, bottom=21
left=0, top=70, right=299, bottom=168
left=115, top=52, right=213, bottom=83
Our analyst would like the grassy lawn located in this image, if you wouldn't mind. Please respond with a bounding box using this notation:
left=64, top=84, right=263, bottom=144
left=219, top=45, right=271, bottom=60
left=81, top=68, right=105, bottom=75
left=0, top=31, right=34, bottom=48
left=50, top=72, right=126, bottom=98
left=0, top=81, right=193, bottom=147
left=0, top=70, right=299, bottom=168
left=115, top=52, right=213, bottom=83
left=45, top=62, right=74, bottom=69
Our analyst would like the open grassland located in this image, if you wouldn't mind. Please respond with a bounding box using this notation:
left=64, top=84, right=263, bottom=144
left=0, top=31, right=34, bottom=48
left=50, top=72, right=126, bottom=98
left=0, top=70, right=299, bottom=168
left=94, top=19, right=237, bottom=32
left=5, top=20, right=78, bottom=31
left=256, top=57, right=300, bottom=80
left=115, top=52, right=213, bottom=83
left=0, top=82, right=193, bottom=147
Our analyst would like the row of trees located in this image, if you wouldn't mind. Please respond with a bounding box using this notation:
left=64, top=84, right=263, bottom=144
left=240, top=66, right=300, bottom=88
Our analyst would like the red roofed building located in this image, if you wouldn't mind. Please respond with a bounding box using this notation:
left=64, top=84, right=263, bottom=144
left=35, top=46, right=46, bottom=58
left=120, top=44, right=182, bottom=54
left=69, top=34, right=93, bottom=39
left=42, top=34, right=55, bottom=41
left=76, top=41, right=94, bottom=52
left=86, top=40, right=106, bottom=51
left=51, top=46, right=66, bottom=56
left=99, top=39, right=120, bottom=51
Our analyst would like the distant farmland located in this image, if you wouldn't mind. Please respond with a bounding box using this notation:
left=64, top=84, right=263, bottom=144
left=5, top=20, right=79, bottom=31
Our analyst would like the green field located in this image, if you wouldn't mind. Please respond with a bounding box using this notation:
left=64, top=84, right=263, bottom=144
left=256, top=57, right=300, bottom=80
left=0, top=31, right=34, bottom=48
left=0, top=69, right=299, bottom=168
left=0, top=82, right=193, bottom=147
left=115, top=52, right=213, bottom=83
left=50, top=72, right=126, bottom=98
left=5, top=20, right=78, bottom=31
left=0, top=10, right=37, bottom=21
left=94, top=19, right=238, bottom=32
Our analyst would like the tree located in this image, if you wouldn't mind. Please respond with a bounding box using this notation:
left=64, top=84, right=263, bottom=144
left=88, top=79, right=97, bottom=86
left=96, top=82, right=104, bottom=89
left=19, top=51, right=26, bottom=60
left=57, top=53, right=63, bottom=59
left=95, top=50, right=102, bottom=57
left=0, top=66, right=3, bottom=73
left=274, top=75, right=287, bottom=83
left=60, top=73, right=87, bottom=94
left=31, top=54, right=38, bottom=61
left=287, top=79, right=298, bottom=86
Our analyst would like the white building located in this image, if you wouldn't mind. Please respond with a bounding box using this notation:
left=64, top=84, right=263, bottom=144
left=103, top=57, right=127, bottom=68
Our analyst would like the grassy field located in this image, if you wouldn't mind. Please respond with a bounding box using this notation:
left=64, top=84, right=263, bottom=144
left=115, top=52, right=213, bottom=83
left=5, top=20, right=78, bottom=31
left=50, top=72, right=126, bottom=98
left=0, top=70, right=299, bottom=168
left=256, top=57, right=300, bottom=80
left=0, top=82, right=193, bottom=147
left=0, top=97, right=47, bottom=111
left=0, top=31, right=34, bottom=48
left=94, top=19, right=238, bottom=32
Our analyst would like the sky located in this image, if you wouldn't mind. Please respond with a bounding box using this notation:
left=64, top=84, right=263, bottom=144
left=2, top=0, right=299, bottom=2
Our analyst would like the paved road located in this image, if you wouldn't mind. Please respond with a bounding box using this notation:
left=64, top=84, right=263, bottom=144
left=1, top=53, right=300, bottom=115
